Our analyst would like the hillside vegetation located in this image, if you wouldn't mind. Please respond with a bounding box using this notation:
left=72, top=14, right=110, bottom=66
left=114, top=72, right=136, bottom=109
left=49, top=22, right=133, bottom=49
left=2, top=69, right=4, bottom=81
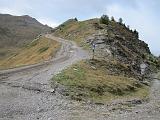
left=0, top=37, right=61, bottom=69
left=53, top=18, right=97, bottom=46
left=53, top=60, right=149, bottom=103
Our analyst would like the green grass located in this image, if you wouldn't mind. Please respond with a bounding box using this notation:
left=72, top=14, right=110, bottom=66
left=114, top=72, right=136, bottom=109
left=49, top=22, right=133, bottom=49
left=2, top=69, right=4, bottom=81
left=52, top=60, right=149, bottom=103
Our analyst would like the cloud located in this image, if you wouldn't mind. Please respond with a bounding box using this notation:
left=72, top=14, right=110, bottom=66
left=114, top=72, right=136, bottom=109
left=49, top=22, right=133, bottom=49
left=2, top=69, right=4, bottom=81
left=37, top=18, right=60, bottom=28
left=0, top=0, right=32, bottom=15
left=0, top=8, right=21, bottom=15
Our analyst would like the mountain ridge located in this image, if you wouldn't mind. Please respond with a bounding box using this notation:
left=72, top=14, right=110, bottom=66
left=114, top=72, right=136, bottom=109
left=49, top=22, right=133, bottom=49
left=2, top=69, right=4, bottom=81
left=0, top=13, right=52, bottom=48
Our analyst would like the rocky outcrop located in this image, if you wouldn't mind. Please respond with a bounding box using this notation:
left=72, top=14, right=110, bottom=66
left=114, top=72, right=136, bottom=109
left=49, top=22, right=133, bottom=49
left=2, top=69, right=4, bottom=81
left=86, top=33, right=152, bottom=78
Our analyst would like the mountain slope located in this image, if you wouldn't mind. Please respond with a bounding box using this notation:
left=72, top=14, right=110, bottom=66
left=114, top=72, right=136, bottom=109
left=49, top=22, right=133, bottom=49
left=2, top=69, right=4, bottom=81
left=0, top=14, right=51, bottom=47
left=0, top=36, right=61, bottom=69
left=53, top=18, right=156, bottom=74
left=0, top=14, right=59, bottom=69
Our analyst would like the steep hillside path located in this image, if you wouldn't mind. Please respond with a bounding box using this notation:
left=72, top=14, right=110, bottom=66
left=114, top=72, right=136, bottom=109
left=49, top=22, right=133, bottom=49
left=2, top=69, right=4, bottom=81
left=0, top=34, right=90, bottom=120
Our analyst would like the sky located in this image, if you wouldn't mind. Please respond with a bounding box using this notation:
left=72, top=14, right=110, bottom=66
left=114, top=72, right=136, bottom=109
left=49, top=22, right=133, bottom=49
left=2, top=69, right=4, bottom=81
left=0, top=0, right=159, bottom=56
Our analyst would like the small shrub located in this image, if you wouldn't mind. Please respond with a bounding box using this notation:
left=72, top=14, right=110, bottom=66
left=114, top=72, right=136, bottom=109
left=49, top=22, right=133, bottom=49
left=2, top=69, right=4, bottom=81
left=100, top=15, right=109, bottom=25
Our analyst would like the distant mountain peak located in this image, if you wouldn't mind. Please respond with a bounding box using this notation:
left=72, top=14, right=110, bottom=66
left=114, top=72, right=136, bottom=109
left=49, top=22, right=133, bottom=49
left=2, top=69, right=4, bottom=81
left=0, top=13, right=52, bottom=47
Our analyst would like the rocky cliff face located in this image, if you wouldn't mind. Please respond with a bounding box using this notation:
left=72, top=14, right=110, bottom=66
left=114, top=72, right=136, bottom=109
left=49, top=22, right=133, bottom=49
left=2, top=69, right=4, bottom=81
left=0, top=14, right=52, bottom=48
left=87, top=33, right=151, bottom=78
left=87, top=33, right=150, bottom=63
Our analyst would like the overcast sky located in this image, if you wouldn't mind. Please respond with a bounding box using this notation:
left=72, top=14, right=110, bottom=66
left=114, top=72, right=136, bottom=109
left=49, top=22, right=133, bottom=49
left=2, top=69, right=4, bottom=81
left=0, top=0, right=159, bottom=56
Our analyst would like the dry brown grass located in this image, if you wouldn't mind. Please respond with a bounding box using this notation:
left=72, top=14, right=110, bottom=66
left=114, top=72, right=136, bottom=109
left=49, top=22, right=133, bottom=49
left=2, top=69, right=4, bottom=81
left=0, top=37, right=61, bottom=69
left=53, top=19, right=98, bottom=48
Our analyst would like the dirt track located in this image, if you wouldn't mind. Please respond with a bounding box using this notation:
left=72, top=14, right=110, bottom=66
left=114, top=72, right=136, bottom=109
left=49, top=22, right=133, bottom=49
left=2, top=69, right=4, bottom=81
left=0, top=35, right=160, bottom=120
left=0, top=34, right=90, bottom=120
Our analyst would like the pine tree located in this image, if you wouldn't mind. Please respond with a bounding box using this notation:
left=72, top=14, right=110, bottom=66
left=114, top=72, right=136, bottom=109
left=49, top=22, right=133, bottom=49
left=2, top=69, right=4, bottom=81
left=74, top=17, right=78, bottom=21
left=111, top=16, right=115, bottom=22
left=134, top=29, right=139, bottom=38
left=118, top=18, right=123, bottom=24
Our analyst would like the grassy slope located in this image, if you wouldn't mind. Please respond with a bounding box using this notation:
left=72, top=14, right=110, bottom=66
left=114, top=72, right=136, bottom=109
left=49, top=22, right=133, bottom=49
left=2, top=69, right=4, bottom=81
left=0, top=37, right=61, bottom=69
left=53, top=60, right=149, bottom=103
left=54, top=19, right=98, bottom=48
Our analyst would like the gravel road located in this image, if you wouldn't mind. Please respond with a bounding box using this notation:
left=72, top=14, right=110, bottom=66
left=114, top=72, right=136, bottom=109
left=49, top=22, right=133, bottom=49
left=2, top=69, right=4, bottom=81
left=0, top=35, right=160, bottom=120
left=0, top=34, right=90, bottom=120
